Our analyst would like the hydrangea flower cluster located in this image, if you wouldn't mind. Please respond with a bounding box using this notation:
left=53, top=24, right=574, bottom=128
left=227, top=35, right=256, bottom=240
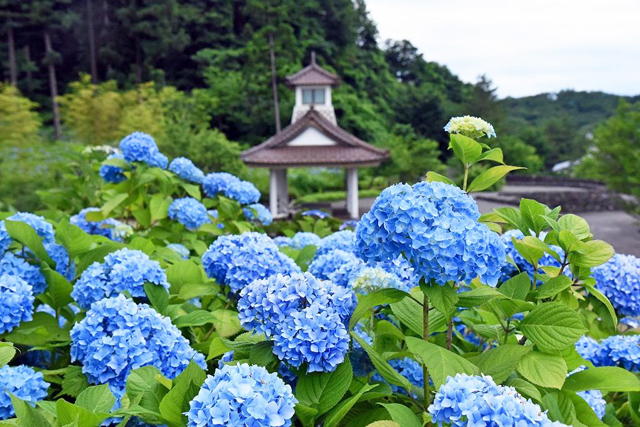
left=444, top=115, right=496, bottom=138
left=375, top=256, right=417, bottom=290
left=70, top=295, right=205, bottom=398
left=169, top=157, right=205, bottom=183
left=273, top=236, right=292, bottom=247
left=328, top=256, right=365, bottom=288
left=4, top=212, right=55, bottom=243
left=290, top=232, right=321, bottom=249
left=356, top=182, right=506, bottom=286
left=591, top=254, right=640, bottom=316
left=0, top=222, right=8, bottom=255
left=186, top=363, right=296, bottom=427
left=203, top=173, right=261, bottom=205
left=350, top=266, right=408, bottom=294
left=372, top=357, right=423, bottom=394
left=339, top=220, right=359, bottom=230
left=315, top=230, right=356, bottom=257
left=119, top=132, right=165, bottom=167
left=350, top=324, right=374, bottom=377
left=309, top=249, right=361, bottom=281
left=238, top=272, right=356, bottom=372
left=429, top=373, right=566, bottom=426
left=100, top=153, right=127, bottom=183
left=0, top=274, right=34, bottom=334
left=500, top=229, right=564, bottom=282
left=71, top=248, right=170, bottom=308
left=43, top=241, right=75, bottom=281
left=168, top=197, right=211, bottom=230
left=202, top=232, right=300, bottom=294
left=242, top=203, right=273, bottom=226
left=0, top=252, right=46, bottom=295
left=70, top=208, right=126, bottom=241
left=0, top=365, right=49, bottom=420
left=576, top=335, right=640, bottom=371
left=301, top=210, right=331, bottom=219
left=167, top=243, right=190, bottom=260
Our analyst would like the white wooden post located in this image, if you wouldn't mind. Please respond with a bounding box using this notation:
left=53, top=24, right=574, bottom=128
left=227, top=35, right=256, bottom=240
left=277, top=169, right=289, bottom=214
left=269, top=169, right=278, bottom=217
left=346, top=167, right=359, bottom=219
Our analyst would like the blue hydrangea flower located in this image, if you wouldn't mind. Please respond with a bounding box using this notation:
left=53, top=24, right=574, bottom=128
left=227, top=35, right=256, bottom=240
left=356, top=182, right=506, bottom=286
left=0, top=274, right=34, bottom=334
left=429, top=373, right=567, bottom=426
left=167, top=243, right=190, bottom=260
left=575, top=335, right=600, bottom=362
left=187, top=363, right=297, bottom=427
left=315, top=230, right=356, bottom=257
left=100, top=153, right=127, bottom=183
left=273, top=236, right=292, bottom=247
left=2, top=212, right=55, bottom=246
left=238, top=272, right=356, bottom=373
left=119, top=132, right=160, bottom=164
left=301, top=210, right=330, bottom=219
left=592, top=254, right=640, bottom=317
left=202, top=172, right=241, bottom=198
left=71, top=248, right=170, bottom=309
left=0, top=365, right=49, bottom=420
left=202, top=233, right=300, bottom=294
left=0, top=252, right=46, bottom=295
left=328, top=256, right=365, bottom=288
left=168, top=198, right=211, bottom=230
left=375, top=256, right=418, bottom=291
left=225, top=180, right=261, bottom=205
left=350, top=324, right=374, bottom=376
left=242, top=204, right=273, bottom=226
left=45, top=242, right=75, bottom=282
left=372, top=357, right=423, bottom=394
left=289, top=232, right=321, bottom=249
left=147, top=151, right=168, bottom=169
left=309, top=249, right=361, bottom=281
left=0, top=222, right=9, bottom=255
left=621, top=317, right=640, bottom=329
left=169, top=157, right=205, bottom=184
left=70, top=208, right=126, bottom=242
left=454, top=318, right=484, bottom=347
left=595, top=335, right=640, bottom=371
left=70, top=295, right=205, bottom=398
left=339, top=220, right=359, bottom=231
left=349, top=266, right=409, bottom=294
left=578, top=389, right=606, bottom=420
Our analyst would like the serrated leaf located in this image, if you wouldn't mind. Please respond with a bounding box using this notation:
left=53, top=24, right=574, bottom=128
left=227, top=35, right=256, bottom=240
left=449, top=134, right=483, bottom=164
left=467, top=165, right=525, bottom=192
left=425, top=171, right=455, bottom=185
left=557, top=214, right=591, bottom=240
left=583, top=281, right=617, bottom=328
left=144, top=283, right=169, bottom=315
left=379, top=403, right=421, bottom=427
left=323, top=384, right=377, bottom=427
left=405, top=337, right=479, bottom=389
left=9, top=393, right=51, bottom=427
left=349, top=289, right=408, bottom=329
left=569, top=240, right=614, bottom=268
left=0, top=343, right=16, bottom=367
left=457, top=285, right=504, bottom=307
left=519, top=302, right=587, bottom=351
left=173, top=310, right=217, bottom=328
left=295, top=358, right=353, bottom=417
left=564, top=367, right=640, bottom=392
left=61, top=366, right=89, bottom=398
left=498, top=272, right=531, bottom=300
left=423, top=283, right=457, bottom=318
left=76, top=385, right=116, bottom=414
left=535, top=276, right=573, bottom=299
left=517, top=351, right=567, bottom=389
left=474, top=345, right=531, bottom=384
left=351, top=332, right=412, bottom=391
left=505, top=377, right=542, bottom=402
left=5, top=220, right=54, bottom=266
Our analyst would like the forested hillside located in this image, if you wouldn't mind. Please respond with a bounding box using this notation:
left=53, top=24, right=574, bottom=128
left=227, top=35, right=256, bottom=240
left=0, top=0, right=636, bottom=176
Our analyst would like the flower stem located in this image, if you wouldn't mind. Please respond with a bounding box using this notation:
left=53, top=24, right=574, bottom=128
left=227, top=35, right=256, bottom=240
left=446, top=318, right=453, bottom=350
left=463, top=164, right=469, bottom=191
left=423, top=291, right=430, bottom=409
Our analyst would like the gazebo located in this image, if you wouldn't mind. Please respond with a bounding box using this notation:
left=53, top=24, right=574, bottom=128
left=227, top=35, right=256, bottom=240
left=241, top=55, right=389, bottom=219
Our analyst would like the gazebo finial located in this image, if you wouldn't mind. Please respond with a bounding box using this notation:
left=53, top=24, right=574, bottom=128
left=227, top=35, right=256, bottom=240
left=310, top=51, right=316, bottom=65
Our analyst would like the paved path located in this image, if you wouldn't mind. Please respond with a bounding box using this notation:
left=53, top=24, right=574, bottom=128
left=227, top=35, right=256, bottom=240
left=356, top=196, right=640, bottom=257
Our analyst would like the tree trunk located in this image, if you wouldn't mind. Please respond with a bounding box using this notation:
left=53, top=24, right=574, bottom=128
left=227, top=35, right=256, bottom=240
left=24, top=45, right=32, bottom=89
left=87, top=0, right=98, bottom=83
left=268, top=32, right=281, bottom=133
left=135, top=36, right=142, bottom=83
left=102, top=0, right=112, bottom=76
left=7, top=23, right=17, bottom=86
left=44, top=29, right=62, bottom=140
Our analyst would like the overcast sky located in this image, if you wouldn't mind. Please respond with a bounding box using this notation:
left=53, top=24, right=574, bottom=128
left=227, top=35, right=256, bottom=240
left=366, top=0, right=640, bottom=98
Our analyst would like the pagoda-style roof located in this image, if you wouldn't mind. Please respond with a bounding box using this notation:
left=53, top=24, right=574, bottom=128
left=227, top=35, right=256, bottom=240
left=285, top=53, right=340, bottom=87
left=241, top=109, right=389, bottom=168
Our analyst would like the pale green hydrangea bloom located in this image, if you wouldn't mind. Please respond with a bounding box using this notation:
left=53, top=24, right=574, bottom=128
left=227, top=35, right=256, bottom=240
left=444, top=115, right=496, bottom=139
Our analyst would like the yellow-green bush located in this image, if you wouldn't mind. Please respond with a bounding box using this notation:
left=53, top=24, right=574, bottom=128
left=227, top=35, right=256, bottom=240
left=0, top=83, right=42, bottom=146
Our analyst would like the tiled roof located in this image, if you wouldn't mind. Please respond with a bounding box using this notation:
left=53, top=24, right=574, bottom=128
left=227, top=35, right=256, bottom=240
left=285, top=59, right=340, bottom=87
left=242, top=109, right=389, bottom=167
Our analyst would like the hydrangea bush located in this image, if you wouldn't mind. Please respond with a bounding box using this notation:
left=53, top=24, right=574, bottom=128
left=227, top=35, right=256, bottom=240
left=0, top=123, right=638, bottom=427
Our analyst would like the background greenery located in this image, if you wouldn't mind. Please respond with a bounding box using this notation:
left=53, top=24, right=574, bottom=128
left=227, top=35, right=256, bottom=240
left=1, top=0, right=639, bottom=211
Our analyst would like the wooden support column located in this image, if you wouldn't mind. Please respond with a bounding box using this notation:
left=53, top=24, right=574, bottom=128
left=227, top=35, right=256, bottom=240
left=346, top=167, right=359, bottom=219
left=269, top=169, right=278, bottom=217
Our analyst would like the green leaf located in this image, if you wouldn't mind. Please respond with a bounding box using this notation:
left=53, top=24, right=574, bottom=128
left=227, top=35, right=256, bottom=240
left=0, top=343, right=16, bottom=367
left=41, top=265, right=73, bottom=309
left=449, top=134, right=483, bottom=164
left=423, top=283, right=457, bottom=318
left=207, top=337, right=231, bottom=361
left=4, top=312, right=70, bottom=346
left=55, top=220, right=93, bottom=258
left=519, top=302, right=587, bottom=351
left=61, top=366, right=89, bottom=398
left=474, top=345, right=532, bottom=384
left=498, top=272, right=531, bottom=300
left=569, top=240, right=614, bottom=268
left=457, top=286, right=505, bottom=307
left=295, top=245, right=317, bottom=270
left=568, top=392, right=608, bottom=426
left=405, top=337, right=479, bottom=389
left=557, top=214, right=591, bottom=240
left=351, top=332, right=412, bottom=391
left=9, top=393, right=51, bottom=427
left=101, top=193, right=129, bottom=217
left=76, top=385, right=116, bottom=414
left=295, top=403, right=319, bottom=427
left=520, top=199, right=551, bottom=235
left=126, top=366, right=170, bottom=424
left=144, top=283, right=169, bottom=315
left=212, top=309, right=243, bottom=338
left=494, top=207, right=523, bottom=230
left=5, top=220, right=54, bottom=266
left=159, top=362, right=206, bottom=427
left=517, top=351, right=567, bottom=389
left=583, top=281, right=617, bottom=328
left=249, top=341, right=278, bottom=368
left=425, top=171, right=455, bottom=185
left=56, top=399, right=102, bottom=427
left=323, top=384, right=377, bottom=427
left=379, top=403, right=421, bottom=427
left=349, top=289, right=408, bottom=329
left=542, top=391, right=576, bottom=425
left=166, top=260, right=204, bottom=294
left=366, top=422, right=400, bottom=427
left=564, top=367, right=640, bottom=392
left=181, top=183, right=201, bottom=199
left=149, top=194, right=172, bottom=222
left=77, top=242, right=124, bottom=274
left=295, top=358, right=353, bottom=417
left=535, top=276, right=573, bottom=299
left=173, top=310, right=217, bottom=328
left=467, top=165, right=525, bottom=193
left=390, top=289, right=447, bottom=337
left=504, top=377, right=542, bottom=402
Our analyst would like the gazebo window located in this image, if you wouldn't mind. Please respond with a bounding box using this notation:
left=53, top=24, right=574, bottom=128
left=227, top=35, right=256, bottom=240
left=302, top=88, right=325, bottom=105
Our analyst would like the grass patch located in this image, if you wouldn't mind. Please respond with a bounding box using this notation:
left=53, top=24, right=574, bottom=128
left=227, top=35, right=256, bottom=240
left=297, top=189, right=381, bottom=203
